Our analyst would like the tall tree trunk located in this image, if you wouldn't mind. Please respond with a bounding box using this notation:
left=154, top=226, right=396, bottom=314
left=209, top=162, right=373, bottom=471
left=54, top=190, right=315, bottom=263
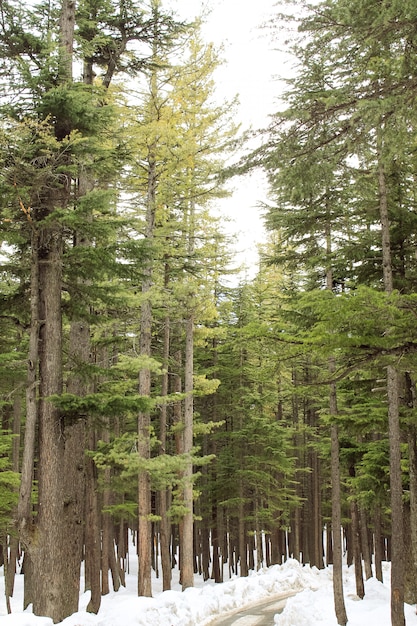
left=405, top=423, right=417, bottom=604
left=5, top=394, right=22, bottom=610
left=378, top=147, right=405, bottom=626
left=387, top=364, right=405, bottom=625
left=374, top=504, right=384, bottom=583
left=18, top=231, right=39, bottom=585
left=61, top=317, right=89, bottom=611
left=22, top=0, right=80, bottom=620
left=180, top=316, right=194, bottom=590
left=159, top=304, right=172, bottom=591
left=137, top=301, right=152, bottom=597
left=311, top=443, right=323, bottom=568
left=31, top=220, right=67, bottom=623
left=137, top=154, right=156, bottom=597
left=359, top=507, right=373, bottom=581
left=238, top=488, right=248, bottom=576
left=350, top=499, right=365, bottom=599
left=85, top=428, right=102, bottom=614
left=331, top=422, right=348, bottom=626
left=405, top=374, right=417, bottom=604
left=326, top=223, right=347, bottom=625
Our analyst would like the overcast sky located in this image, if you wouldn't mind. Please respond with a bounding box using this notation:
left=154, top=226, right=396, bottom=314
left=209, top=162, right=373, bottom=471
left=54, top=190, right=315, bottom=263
left=169, top=0, right=284, bottom=278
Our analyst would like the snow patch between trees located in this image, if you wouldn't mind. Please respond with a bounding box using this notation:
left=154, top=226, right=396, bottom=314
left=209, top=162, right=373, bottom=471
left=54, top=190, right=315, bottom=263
left=1, top=558, right=416, bottom=625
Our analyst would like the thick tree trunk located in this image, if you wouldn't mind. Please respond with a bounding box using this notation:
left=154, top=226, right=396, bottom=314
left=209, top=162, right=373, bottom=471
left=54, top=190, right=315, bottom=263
left=31, top=222, right=68, bottom=623
left=23, top=0, right=81, bottom=620
left=18, top=230, right=39, bottom=543
left=58, top=0, right=75, bottom=81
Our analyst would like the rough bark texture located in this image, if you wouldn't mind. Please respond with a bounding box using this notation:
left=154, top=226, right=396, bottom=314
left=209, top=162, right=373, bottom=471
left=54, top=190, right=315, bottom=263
left=62, top=319, right=89, bottom=612
left=18, top=230, right=39, bottom=536
left=31, top=222, right=67, bottom=623
left=58, top=0, right=75, bottom=81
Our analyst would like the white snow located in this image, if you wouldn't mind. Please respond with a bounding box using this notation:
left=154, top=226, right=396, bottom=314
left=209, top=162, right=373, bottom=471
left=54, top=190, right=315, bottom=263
left=1, top=550, right=417, bottom=626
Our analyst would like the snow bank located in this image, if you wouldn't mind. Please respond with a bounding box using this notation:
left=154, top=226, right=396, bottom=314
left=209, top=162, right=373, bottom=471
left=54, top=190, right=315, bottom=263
left=275, top=563, right=417, bottom=626
left=1, top=558, right=416, bottom=626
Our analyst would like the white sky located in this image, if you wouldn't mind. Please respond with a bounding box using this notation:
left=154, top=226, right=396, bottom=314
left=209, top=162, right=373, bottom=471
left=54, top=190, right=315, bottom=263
left=169, top=0, right=285, bottom=278
left=171, top=0, right=280, bottom=125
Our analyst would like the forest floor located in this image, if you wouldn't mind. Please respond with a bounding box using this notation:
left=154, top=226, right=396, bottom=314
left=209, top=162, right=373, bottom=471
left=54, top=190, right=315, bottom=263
left=1, top=548, right=416, bottom=625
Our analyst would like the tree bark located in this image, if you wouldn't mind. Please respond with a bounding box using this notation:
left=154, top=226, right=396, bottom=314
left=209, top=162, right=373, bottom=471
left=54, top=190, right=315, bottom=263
left=61, top=318, right=89, bottom=611
left=331, top=422, right=348, bottom=626
left=31, top=220, right=68, bottom=623
left=350, top=499, right=365, bottom=599
left=326, top=225, right=347, bottom=625
left=85, top=428, right=102, bottom=614
left=5, top=392, right=22, bottom=607
left=374, top=505, right=384, bottom=583
left=378, top=146, right=405, bottom=626
left=359, top=507, right=373, bottom=581
left=180, top=316, right=194, bottom=590
left=329, top=357, right=347, bottom=623
left=159, top=307, right=172, bottom=591
left=238, top=492, right=248, bottom=577
left=137, top=165, right=156, bottom=597
left=387, top=364, right=405, bottom=626
left=137, top=322, right=152, bottom=597
left=18, top=230, right=39, bottom=538
left=405, top=374, right=417, bottom=604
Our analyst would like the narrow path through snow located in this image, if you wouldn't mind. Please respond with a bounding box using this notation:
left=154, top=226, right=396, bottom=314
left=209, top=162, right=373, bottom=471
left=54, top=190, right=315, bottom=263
left=203, top=591, right=296, bottom=625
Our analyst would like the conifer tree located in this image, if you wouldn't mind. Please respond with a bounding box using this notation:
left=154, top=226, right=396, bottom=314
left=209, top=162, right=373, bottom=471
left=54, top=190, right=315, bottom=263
left=261, top=2, right=417, bottom=624
left=0, top=0, right=186, bottom=619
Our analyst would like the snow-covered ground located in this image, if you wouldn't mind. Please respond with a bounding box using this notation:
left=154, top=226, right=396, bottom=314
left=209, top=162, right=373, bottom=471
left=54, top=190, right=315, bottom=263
left=1, top=551, right=416, bottom=625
